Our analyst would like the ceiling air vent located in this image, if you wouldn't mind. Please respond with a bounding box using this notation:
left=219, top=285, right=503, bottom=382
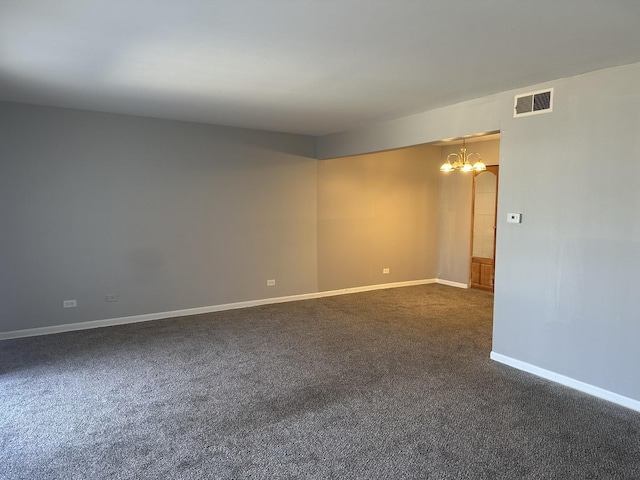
left=514, top=88, right=553, bottom=117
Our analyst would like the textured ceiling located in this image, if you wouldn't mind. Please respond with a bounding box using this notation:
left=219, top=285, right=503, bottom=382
left=2, top=0, right=640, bottom=136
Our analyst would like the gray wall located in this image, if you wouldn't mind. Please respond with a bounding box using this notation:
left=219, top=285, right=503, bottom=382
left=317, top=145, right=441, bottom=291
left=438, top=140, right=500, bottom=285
left=317, top=62, right=640, bottom=402
left=494, top=65, right=640, bottom=401
left=0, top=103, right=318, bottom=331
left=317, top=94, right=506, bottom=160
left=1, top=103, right=445, bottom=334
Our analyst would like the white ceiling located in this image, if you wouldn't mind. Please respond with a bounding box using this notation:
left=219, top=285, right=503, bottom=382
left=2, top=1, right=640, bottom=136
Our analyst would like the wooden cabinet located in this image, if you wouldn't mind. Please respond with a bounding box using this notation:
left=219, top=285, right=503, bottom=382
left=471, top=256, right=494, bottom=292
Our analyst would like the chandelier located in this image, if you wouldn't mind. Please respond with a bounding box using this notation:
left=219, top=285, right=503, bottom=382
left=439, top=139, right=486, bottom=173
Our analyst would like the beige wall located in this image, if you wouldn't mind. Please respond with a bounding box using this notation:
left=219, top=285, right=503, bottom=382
left=317, top=145, right=441, bottom=291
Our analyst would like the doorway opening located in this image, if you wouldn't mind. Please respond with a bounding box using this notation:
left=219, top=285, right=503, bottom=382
left=470, top=165, right=498, bottom=292
left=433, top=132, right=500, bottom=291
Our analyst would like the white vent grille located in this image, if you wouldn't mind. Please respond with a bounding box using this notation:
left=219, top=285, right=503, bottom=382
left=514, top=88, right=553, bottom=117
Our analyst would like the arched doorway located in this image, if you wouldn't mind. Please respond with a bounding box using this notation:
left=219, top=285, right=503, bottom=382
left=470, top=166, right=498, bottom=292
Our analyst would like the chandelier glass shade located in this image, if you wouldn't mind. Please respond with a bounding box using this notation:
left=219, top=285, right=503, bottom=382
left=440, top=139, right=486, bottom=173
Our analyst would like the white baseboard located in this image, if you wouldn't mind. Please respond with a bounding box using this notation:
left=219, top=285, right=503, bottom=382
left=490, top=351, right=640, bottom=413
left=0, top=278, right=437, bottom=340
left=436, top=279, right=468, bottom=289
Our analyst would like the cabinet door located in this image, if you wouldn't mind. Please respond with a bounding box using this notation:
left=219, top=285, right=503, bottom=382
left=471, top=257, right=494, bottom=292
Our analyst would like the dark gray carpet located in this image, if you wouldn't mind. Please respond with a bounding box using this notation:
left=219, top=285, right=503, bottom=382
left=1, top=284, right=639, bottom=479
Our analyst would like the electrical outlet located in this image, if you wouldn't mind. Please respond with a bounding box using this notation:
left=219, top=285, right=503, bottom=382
left=106, top=294, right=118, bottom=303
left=383, top=268, right=390, bottom=274
left=267, top=279, right=276, bottom=286
left=63, top=300, right=77, bottom=308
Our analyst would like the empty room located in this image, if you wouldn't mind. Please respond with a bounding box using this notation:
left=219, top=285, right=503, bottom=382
left=2, top=1, right=639, bottom=478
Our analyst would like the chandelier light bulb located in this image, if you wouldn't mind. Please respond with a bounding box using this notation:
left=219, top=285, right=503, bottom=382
left=472, top=160, right=487, bottom=172
left=440, top=161, right=453, bottom=172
